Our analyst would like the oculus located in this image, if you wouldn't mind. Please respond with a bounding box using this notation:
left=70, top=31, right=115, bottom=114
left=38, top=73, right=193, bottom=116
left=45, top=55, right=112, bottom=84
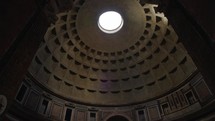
left=98, top=11, right=123, bottom=34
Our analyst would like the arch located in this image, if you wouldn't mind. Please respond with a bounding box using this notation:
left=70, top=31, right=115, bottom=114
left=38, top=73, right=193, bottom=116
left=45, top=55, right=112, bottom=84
left=107, top=115, right=129, bottom=121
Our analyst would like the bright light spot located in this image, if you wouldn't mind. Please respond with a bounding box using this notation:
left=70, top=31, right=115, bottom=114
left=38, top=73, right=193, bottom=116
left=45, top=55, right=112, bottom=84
left=98, top=11, right=123, bottom=34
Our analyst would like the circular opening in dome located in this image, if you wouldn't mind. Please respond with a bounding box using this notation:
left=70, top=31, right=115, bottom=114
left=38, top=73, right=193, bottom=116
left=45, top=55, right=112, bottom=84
left=98, top=11, right=123, bottom=34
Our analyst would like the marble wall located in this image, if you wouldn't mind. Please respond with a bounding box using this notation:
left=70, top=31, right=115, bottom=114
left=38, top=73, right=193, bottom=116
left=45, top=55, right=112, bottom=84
left=9, top=72, right=214, bottom=121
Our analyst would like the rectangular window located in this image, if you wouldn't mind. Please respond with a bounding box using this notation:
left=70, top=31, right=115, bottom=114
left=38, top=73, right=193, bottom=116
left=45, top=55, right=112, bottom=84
left=185, top=91, right=196, bottom=105
left=38, top=99, right=49, bottom=115
left=138, top=110, right=146, bottom=121
left=89, top=112, right=96, bottom=121
left=65, top=108, right=72, bottom=121
left=161, top=103, right=170, bottom=115
left=16, top=83, right=28, bottom=103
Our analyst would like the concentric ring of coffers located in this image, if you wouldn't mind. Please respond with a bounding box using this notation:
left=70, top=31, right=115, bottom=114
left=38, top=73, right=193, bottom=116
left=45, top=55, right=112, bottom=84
left=28, top=0, right=197, bottom=106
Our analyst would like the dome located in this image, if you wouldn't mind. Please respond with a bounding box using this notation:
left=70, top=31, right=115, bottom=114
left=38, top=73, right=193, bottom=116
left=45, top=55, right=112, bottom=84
left=28, top=0, right=196, bottom=106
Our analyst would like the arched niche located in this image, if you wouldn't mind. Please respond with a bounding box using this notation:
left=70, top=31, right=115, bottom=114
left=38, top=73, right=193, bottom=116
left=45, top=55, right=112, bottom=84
left=106, top=115, right=130, bottom=121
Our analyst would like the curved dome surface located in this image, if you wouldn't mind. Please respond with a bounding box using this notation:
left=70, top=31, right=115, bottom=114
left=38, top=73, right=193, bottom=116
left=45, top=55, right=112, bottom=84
left=28, top=0, right=197, bottom=106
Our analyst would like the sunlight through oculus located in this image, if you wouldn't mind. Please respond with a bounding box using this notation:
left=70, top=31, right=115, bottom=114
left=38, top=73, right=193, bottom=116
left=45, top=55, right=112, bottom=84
left=98, top=11, right=123, bottom=34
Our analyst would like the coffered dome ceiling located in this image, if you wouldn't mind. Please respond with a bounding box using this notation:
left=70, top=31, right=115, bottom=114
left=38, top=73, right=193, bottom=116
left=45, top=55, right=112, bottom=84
left=28, top=0, right=197, bottom=106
